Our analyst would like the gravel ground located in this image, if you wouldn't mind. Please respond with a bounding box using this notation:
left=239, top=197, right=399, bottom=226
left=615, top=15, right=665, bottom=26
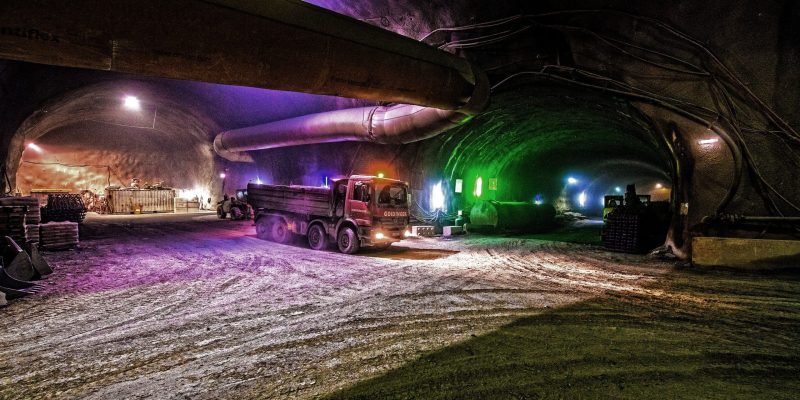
left=0, top=213, right=672, bottom=399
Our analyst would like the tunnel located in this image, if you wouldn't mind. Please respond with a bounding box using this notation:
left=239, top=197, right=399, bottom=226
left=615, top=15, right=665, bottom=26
left=0, top=0, right=799, bottom=398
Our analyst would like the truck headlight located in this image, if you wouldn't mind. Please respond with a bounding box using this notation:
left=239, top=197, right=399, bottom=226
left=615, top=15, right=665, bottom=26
left=375, top=232, right=385, bottom=240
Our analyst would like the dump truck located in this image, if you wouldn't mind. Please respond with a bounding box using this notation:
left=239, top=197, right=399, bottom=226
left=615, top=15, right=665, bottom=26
left=247, top=175, right=411, bottom=254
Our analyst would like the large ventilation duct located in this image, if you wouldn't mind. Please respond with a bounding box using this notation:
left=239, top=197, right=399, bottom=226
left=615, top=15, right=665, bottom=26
left=214, top=104, right=478, bottom=162
left=0, top=0, right=485, bottom=111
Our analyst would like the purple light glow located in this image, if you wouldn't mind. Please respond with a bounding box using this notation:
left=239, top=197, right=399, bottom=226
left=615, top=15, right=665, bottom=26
left=123, top=95, right=141, bottom=111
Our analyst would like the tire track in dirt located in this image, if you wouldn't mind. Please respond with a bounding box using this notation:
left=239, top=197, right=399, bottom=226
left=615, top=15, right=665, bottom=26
left=0, top=217, right=670, bottom=400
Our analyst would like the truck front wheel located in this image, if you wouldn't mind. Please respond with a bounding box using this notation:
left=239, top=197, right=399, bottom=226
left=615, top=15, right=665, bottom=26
left=337, top=226, right=360, bottom=254
left=307, top=224, right=328, bottom=251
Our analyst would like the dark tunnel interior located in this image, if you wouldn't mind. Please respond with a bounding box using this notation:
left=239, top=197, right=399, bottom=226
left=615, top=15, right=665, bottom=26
left=0, top=0, right=799, bottom=398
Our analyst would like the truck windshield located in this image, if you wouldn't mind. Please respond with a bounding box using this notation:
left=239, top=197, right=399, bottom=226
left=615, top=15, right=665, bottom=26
left=377, top=183, right=408, bottom=207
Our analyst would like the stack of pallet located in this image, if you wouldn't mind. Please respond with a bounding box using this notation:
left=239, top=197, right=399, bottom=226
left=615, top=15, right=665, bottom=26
left=0, top=197, right=41, bottom=243
left=39, top=221, right=79, bottom=250
left=1, top=197, right=42, bottom=243
left=174, top=198, right=201, bottom=213
left=0, top=206, right=28, bottom=244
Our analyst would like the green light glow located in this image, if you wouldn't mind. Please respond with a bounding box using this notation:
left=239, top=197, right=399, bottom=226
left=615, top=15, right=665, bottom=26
left=475, top=176, right=483, bottom=197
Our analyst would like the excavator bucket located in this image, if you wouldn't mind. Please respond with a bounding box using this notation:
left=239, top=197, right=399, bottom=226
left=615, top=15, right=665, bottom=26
left=25, top=242, right=52, bottom=276
left=0, top=262, right=40, bottom=300
left=0, top=265, right=37, bottom=290
left=0, top=252, right=42, bottom=305
left=0, top=285, right=35, bottom=300
left=4, top=236, right=36, bottom=281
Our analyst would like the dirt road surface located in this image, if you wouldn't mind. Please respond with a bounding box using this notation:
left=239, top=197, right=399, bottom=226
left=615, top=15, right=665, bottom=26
left=0, top=214, right=671, bottom=399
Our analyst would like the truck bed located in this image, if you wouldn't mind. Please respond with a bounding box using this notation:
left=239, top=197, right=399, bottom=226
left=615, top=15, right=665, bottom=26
left=247, top=183, right=331, bottom=217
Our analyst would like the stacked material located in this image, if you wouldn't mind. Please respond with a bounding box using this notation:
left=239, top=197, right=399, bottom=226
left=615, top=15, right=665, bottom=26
left=26, top=224, right=39, bottom=243
left=41, top=194, right=87, bottom=223
left=0, top=196, right=40, bottom=224
left=174, top=198, right=201, bottom=213
left=0, top=206, right=28, bottom=244
left=411, top=225, right=435, bottom=237
left=39, top=221, right=79, bottom=250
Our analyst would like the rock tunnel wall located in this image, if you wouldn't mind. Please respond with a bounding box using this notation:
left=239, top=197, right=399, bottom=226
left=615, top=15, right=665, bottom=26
left=0, top=63, right=367, bottom=202
left=4, top=78, right=220, bottom=198
left=0, top=0, right=797, bottom=256
left=303, top=0, right=800, bottom=254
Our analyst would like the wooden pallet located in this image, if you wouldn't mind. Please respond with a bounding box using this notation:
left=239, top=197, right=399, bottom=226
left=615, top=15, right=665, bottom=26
left=39, top=221, right=79, bottom=249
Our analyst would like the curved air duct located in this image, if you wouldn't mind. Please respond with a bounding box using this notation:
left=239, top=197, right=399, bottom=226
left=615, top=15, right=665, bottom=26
left=214, top=102, right=478, bottom=161
left=215, top=65, right=490, bottom=162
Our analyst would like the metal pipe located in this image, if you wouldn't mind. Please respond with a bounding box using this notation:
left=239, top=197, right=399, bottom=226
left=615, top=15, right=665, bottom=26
left=702, top=214, right=800, bottom=224
left=0, top=0, right=486, bottom=111
left=214, top=104, right=475, bottom=160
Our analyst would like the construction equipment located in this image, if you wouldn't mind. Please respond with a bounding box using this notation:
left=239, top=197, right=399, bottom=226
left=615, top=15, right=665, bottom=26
left=603, top=184, right=671, bottom=253
left=0, top=265, right=41, bottom=300
left=247, top=175, right=411, bottom=254
left=0, top=236, right=49, bottom=303
left=217, top=189, right=252, bottom=220
left=4, top=236, right=36, bottom=280
left=26, top=242, right=53, bottom=276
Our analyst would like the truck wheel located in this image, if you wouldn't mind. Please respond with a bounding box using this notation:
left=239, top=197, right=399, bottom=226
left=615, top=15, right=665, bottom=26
left=217, top=207, right=227, bottom=219
left=307, top=224, right=328, bottom=250
left=255, top=218, right=271, bottom=240
left=337, top=226, right=360, bottom=254
left=271, top=219, right=291, bottom=244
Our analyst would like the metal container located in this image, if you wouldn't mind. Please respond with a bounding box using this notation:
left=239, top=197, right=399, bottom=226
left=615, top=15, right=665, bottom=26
left=105, top=189, right=176, bottom=214
left=469, top=201, right=556, bottom=232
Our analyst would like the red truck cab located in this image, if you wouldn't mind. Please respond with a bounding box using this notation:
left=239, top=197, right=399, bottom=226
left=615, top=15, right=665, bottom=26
left=333, top=175, right=411, bottom=252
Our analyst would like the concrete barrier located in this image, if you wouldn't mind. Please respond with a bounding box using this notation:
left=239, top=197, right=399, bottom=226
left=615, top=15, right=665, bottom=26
left=692, top=237, right=800, bottom=270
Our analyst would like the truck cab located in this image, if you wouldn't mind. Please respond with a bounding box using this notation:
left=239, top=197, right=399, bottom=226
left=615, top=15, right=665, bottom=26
left=332, top=175, right=411, bottom=252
